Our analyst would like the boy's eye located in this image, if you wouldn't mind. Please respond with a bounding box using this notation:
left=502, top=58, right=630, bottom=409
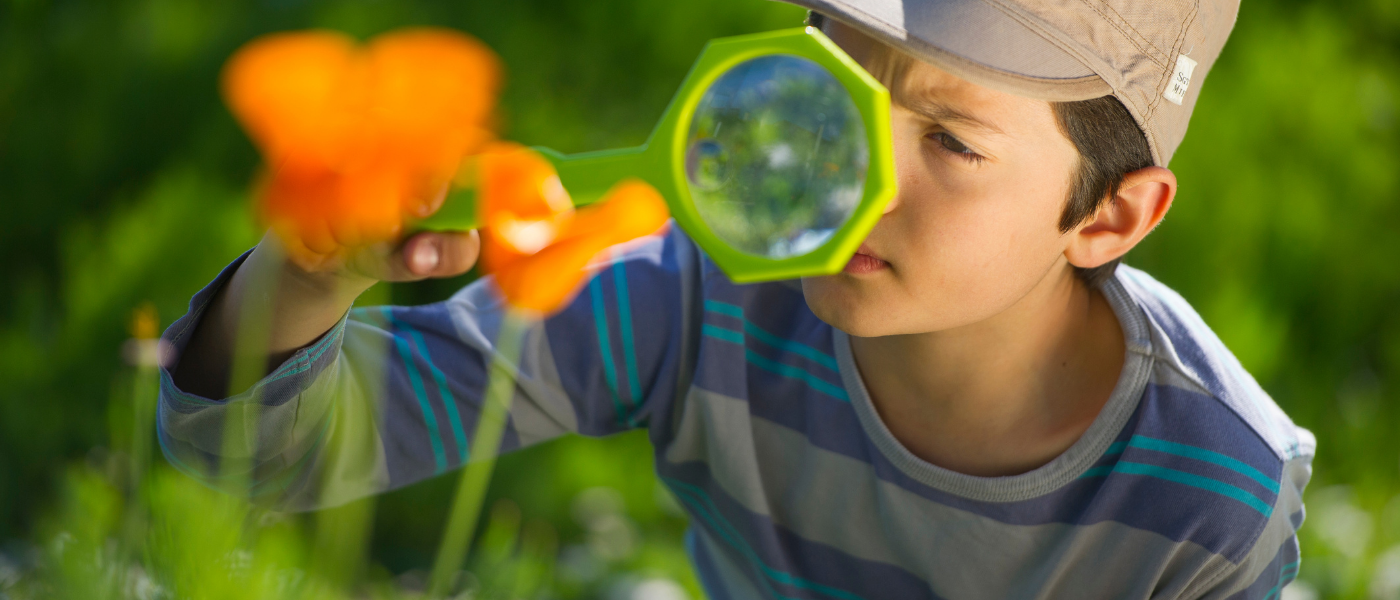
left=929, top=132, right=984, bottom=162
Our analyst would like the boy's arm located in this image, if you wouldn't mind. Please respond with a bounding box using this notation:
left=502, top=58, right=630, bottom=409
left=157, top=225, right=697, bottom=511
left=171, top=230, right=481, bottom=398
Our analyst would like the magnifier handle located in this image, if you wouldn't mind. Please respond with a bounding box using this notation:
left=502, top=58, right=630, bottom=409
left=413, top=145, right=659, bottom=233
left=538, top=145, right=659, bottom=206
left=414, top=183, right=482, bottom=232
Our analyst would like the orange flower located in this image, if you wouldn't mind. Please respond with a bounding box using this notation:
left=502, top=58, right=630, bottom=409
left=222, top=28, right=501, bottom=268
left=223, top=30, right=666, bottom=312
left=474, top=144, right=670, bottom=314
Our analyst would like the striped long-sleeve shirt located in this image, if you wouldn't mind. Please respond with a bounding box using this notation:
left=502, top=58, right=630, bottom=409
left=158, top=225, right=1315, bottom=599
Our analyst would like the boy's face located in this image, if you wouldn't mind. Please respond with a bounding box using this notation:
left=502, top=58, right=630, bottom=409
left=801, top=23, right=1085, bottom=337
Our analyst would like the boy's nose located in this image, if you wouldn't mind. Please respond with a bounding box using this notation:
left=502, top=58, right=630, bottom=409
left=880, top=175, right=905, bottom=215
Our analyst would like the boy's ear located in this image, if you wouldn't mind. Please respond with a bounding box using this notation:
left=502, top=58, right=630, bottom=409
left=1065, top=166, right=1177, bottom=269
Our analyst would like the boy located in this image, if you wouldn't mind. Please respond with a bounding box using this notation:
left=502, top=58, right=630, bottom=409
left=162, top=0, right=1315, bottom=597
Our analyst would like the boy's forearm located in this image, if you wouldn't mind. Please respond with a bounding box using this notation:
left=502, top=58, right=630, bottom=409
left=171, top=236, right=375, bottom=399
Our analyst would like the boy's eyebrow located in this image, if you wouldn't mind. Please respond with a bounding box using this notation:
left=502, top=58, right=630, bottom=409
left=898, top=97, right=1007, bottom=136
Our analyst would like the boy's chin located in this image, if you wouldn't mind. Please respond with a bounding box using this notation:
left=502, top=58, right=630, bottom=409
left=800, top=275, right=905, bottom=338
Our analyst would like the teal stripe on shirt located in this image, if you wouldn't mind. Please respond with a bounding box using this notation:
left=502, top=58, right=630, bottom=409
left=743, top=321, right=840, bottom=372
left=1270, top=558, right=1300, bottom=600
left=702, top=324, right=849, bottom=401
left=668, top=485, right=801, bottom=600
left=386, top=311, right=447, bottom=473
left=1127, top=435, right=1280, bottom=494
left=745, top=349, right=849, bottom=402
left=1094, top=435, right=1280, bottom=494
left=406, top=328, right=469, bottom=463
left=704, top=300, right=839, bottom=372
left=664, top=476, right=866, bottom=600
left=1082, top=461, right=1273, bottom=516
left=589, top=277, right=629, bottom=426
left=613, top=261, right=643, bottom=408
left=702, top=323, right=744, bottom=345
left=265, top=317, right=345, bottom=383
left=704, top=299, right=745, bottom=319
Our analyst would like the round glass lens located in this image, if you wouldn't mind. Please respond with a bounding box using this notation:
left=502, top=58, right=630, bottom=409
left=685, top=55, right=868, bottom=259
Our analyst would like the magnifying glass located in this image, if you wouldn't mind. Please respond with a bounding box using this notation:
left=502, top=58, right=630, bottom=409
left=418, top=27, right=895, bottom=283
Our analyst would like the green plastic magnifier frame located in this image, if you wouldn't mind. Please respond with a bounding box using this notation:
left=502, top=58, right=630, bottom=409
left=418, top=27, right=895, bottom=283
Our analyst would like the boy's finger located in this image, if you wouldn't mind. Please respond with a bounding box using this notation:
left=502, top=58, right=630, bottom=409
left=328, top=216, right=364, bottom=248
left=300, top=218, right=341, bottom=255
left=402, top=230, right=480, bottom=279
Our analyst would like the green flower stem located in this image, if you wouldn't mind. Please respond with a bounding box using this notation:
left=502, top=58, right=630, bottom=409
left=428, top=309, right=533, bottom=598
left=221, top=245, right=283, bottom=498
left=129, top=352, right=157, bottom=492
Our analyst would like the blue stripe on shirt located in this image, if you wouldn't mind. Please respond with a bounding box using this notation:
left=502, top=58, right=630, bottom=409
left=405, top=327, right=469, bottom=464
left=265, top=320, right=341, bottom=381
left=1126, top=435, right=1280, bottom=494
left=1094, top=435, right=1281, bottom=495
left=704, top=300, right=839, bottom=372
left=614, top=260, right=644, bottom=409
left=702, top=324, right=849, bottom=402
left=589, top=276, right=629, bottom=426
left=1081, top=461, right=1273, bottom=517
left=664, top=476, right=866, bottom=600
left=745, top=350, right=849, bottom=402
left=385, top=308, right=447, bottom=473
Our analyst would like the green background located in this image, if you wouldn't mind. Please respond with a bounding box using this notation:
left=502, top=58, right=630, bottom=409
left=1, top=0, right=1397, bottom=597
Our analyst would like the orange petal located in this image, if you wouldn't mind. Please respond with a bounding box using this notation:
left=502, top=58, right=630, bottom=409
left=491, top=179, right=670, bottom=313
left=477, top=143, right=572, bottom=222
left=223, top=27, right=504, bottom=258
left=366, top=28, right=502, bottom=166
left=221, top=31, right=365, bottom=172
left=476, top=144, right=576, bottom=274
left=554, top=179, right=670, bottom=247
left=492, top=234, right=615, bottom=314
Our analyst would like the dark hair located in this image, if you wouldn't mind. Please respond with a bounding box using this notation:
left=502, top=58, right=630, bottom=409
left=1051, top=98, right=1155, bottom=286
left=807, top=11, right=1154, bottom=288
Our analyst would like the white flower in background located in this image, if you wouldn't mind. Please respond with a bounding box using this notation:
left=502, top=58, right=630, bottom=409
left=1312, top=486, right=1374, bottom=558
left=1371, top=545, right=1400, bottom=599
left=572, top=487, right=639, bottom=561
left=1282, top=580, right=1318, bottom=600
left=573, top=487, right=625, bottom=527
left=630, top=577, right=689, bottom=600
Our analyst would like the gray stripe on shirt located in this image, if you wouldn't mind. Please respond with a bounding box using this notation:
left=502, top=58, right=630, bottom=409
left=664, top=387, right=1235, bottom=598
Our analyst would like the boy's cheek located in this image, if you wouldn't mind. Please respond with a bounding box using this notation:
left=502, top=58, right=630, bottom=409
left=806, top=166, right=1074, bottom=336
left=800, top=238, right=1057, bottom=337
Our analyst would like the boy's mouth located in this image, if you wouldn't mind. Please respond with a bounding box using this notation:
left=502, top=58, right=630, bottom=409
left=843, top=243, right=889, bottom=275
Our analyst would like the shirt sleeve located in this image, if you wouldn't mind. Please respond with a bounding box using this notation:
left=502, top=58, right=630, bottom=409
left=1181, top=451, right=1313, bottom=599
left=156, top=223, right=704, bottom=511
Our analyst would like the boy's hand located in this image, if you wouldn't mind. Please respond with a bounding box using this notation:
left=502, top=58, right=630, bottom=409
left=271, top=180, right=481, bottom=287
left=303, top=229, right=483, bottom=287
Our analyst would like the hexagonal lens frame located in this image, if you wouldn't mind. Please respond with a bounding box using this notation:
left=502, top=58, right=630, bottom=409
left=420, top=27, right=894, bottom=283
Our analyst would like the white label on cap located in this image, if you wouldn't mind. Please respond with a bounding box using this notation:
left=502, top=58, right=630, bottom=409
left=1163, top=54, right=1199, bottom=106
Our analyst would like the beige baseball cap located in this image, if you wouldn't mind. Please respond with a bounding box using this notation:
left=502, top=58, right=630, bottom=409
left=780, top=0, right=1240, bottom=166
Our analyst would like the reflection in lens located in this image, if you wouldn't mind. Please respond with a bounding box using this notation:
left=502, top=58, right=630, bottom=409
left=685, top=139, right=730, bottom=191
left=685, top=55, right=867, bottom=259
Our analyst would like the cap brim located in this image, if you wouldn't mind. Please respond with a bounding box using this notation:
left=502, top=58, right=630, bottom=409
left=785, top=0, right=1113, bottom=101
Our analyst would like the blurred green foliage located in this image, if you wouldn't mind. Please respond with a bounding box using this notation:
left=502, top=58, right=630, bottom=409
left=0, top=0, right=1397, bottom=597
left=1128, top=1, right=1400, bottom=596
